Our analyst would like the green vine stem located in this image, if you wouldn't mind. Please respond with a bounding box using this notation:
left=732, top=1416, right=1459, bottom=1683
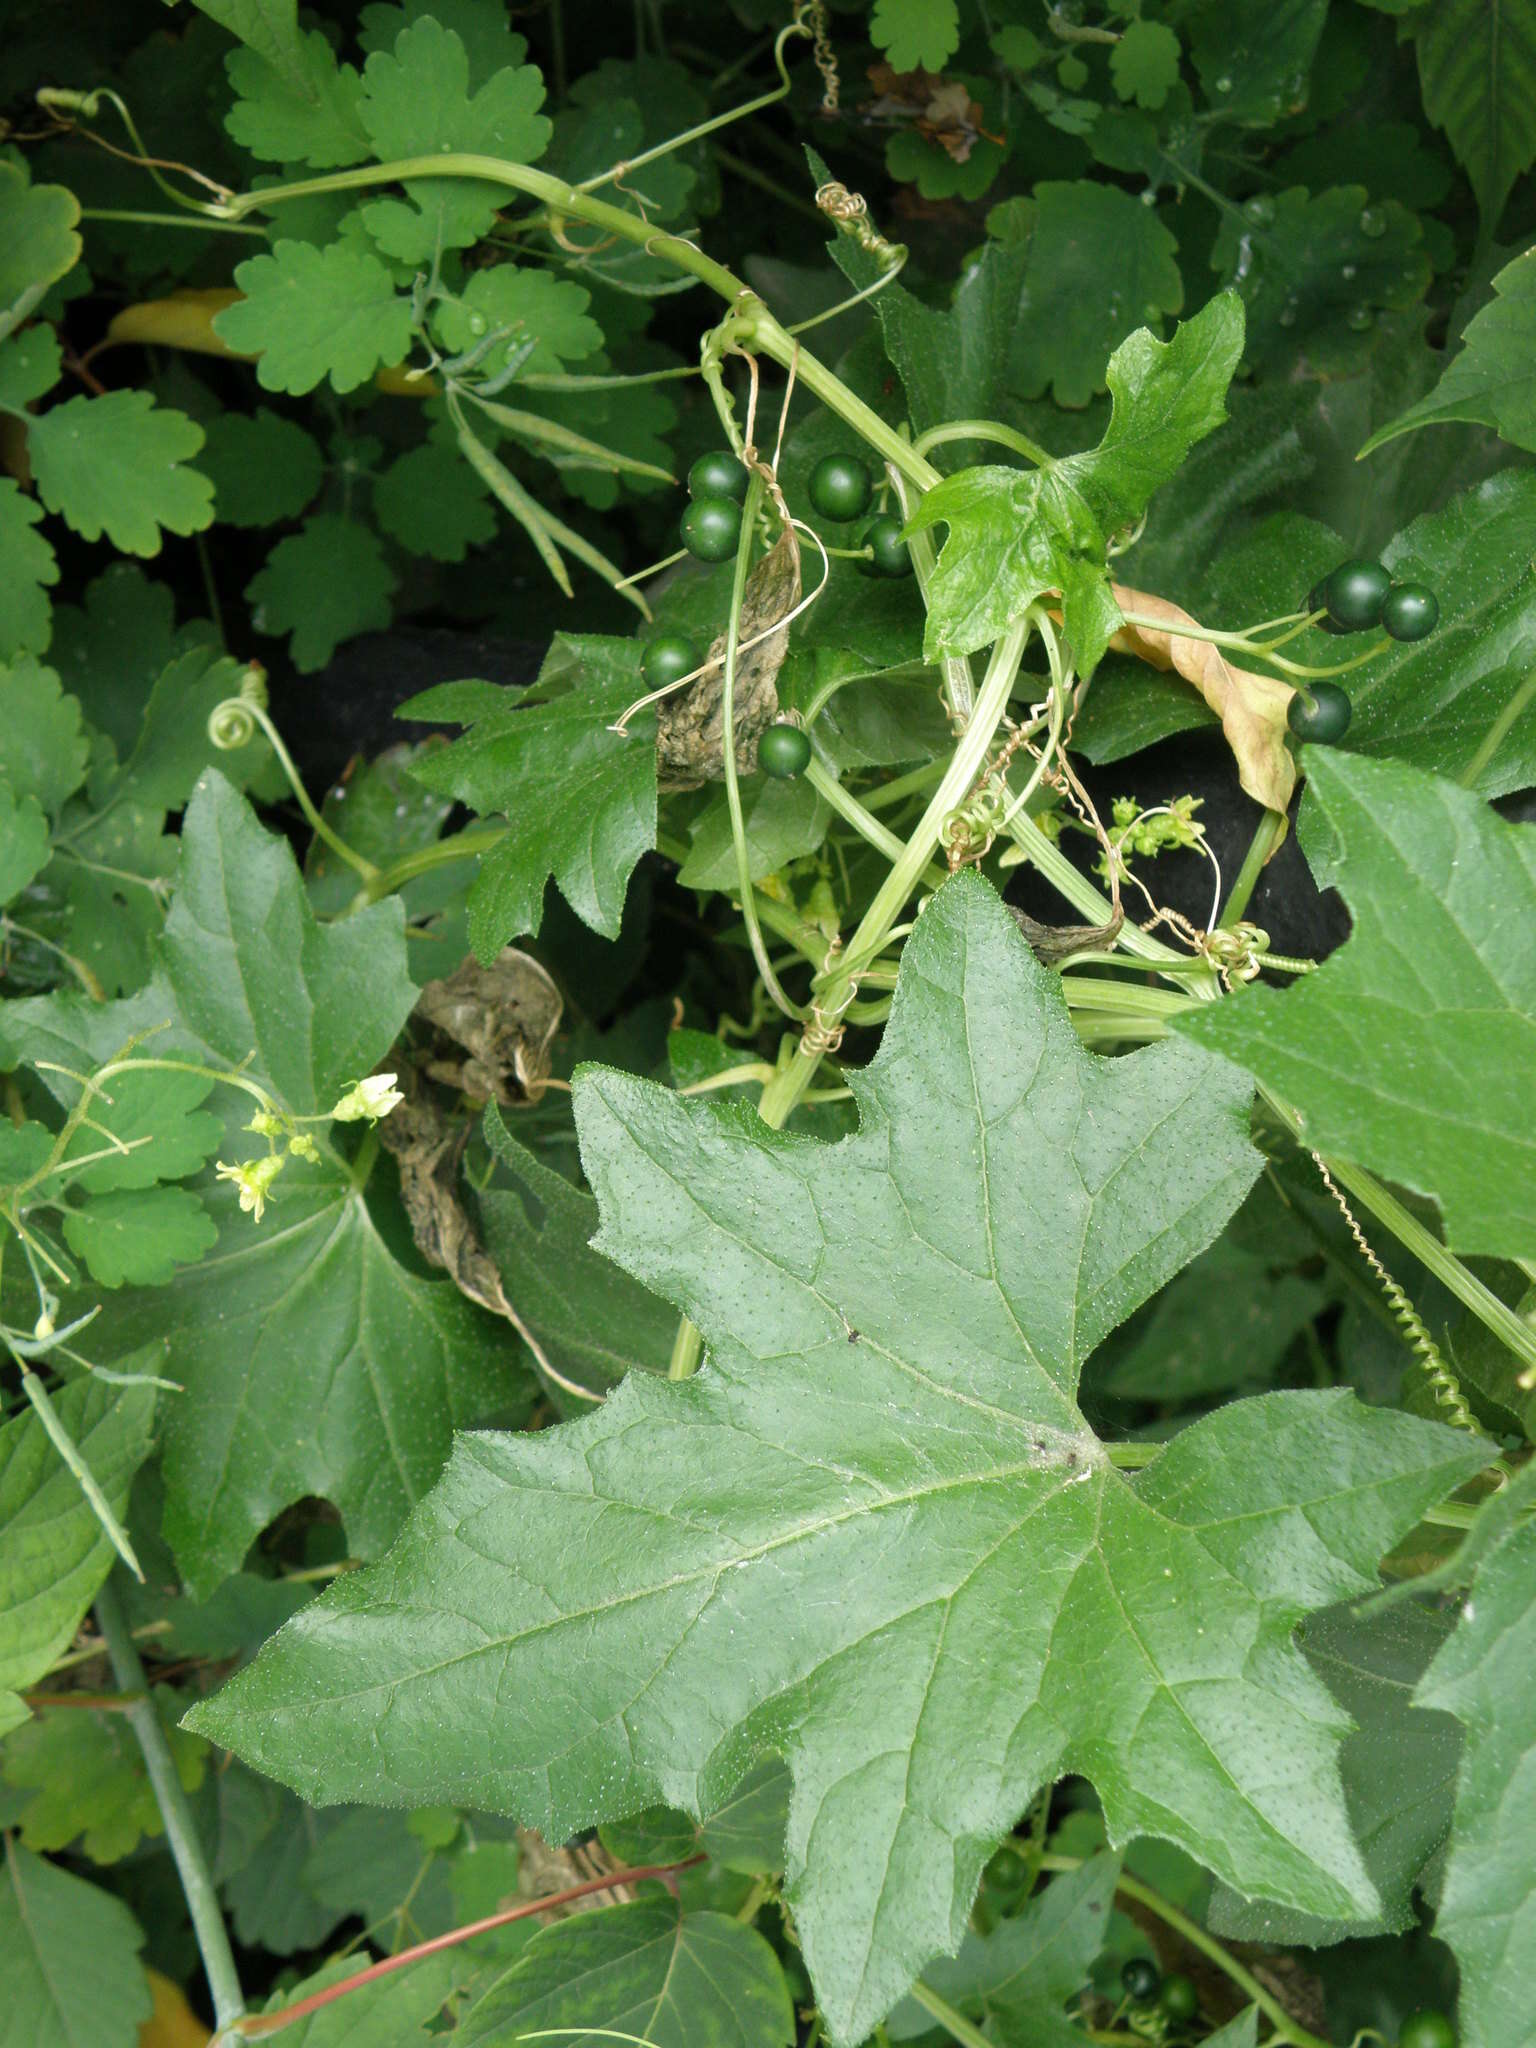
left=824, top=618, right=1030, bottom=999
left=1218, top=807, right=1288, bottom=928
left=18, top=1372, right=142, bottom=1576
left=803, top=758, right=949, bottom=886
left=906, top=1980, right=992, bottom=2048
left=912, top=418, right=1053, bottom=468
left=209, top=690, right=378, bottom=883
left=94, top=1574, right=247, bottom=2033
left=214, top=156, right=941, bottom=498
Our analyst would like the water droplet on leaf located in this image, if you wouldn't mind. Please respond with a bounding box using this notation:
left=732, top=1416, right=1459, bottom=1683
left=1359, top=206, right=1388, bottom=238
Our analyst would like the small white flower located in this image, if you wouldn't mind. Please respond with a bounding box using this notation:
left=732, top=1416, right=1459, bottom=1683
left=216, top=1153, right=285, bottom=1222
left=329, top=1072, right=405, bottom=1124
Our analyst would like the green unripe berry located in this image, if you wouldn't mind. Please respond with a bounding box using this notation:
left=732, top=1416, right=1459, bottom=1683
left=1322, top=558, right=1391, bottom=631
left=857, top=512, right=912, bottom=578
left=1287, top=681, right=1353, bottom=744
left=1306, top=580, right=1350, bottom=635
left=1381, top=582, right=1439, bottom=641
left=1398, top=2012, right=1456, bottom=2048
left=757, top=723, right=811, bottom=778
left=1120, top=1957, right=1160, bottom=2003
left=809, top=453, right=874, bottom=521
left=640, top=634, right=701, bottom=691
left=1158, top=1972, right=1199, bottom=2023
left=680, top=495, right=743, bottom=562
left=688, top=450, right=749, bottom=502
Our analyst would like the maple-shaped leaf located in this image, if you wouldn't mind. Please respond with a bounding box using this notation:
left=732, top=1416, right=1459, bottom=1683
left=1007, top=182, right=1183, bottom=409
left=357, top=0, right=531, bottom=84
left=2, top=1696, right=207, bottom=1862
left=375, top=440, right=497, bottom=560
left=1210, top=187, right=1430, bottom=375
left=3, top=774, right=528, bottom=1593
left=224, top=28, right=370, bottom=167
left=186, top=874, right=1487, bottom=2042
left=1177, top=749, right=1536, bottom=1261
left=1111, top=20, right=1182, bottom=110
left=907, top=293, right=1243, bottom=673
left=196, top=406, right=325, bottom=526
left=870, top=0, right=960, bottom=73
left=403, top=634, right=657, bottom=954
left=216, top=240, right=415, bottom=395
left=245, top=515, right=398, bottom=671
left=433, top=265, right=602, bottom=380
left=27, top=394, right=215, bottom=556
left=356, top=16, right=552, bottom=258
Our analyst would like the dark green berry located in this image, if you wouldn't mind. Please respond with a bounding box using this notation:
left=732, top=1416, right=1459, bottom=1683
left=1121, top=1957, right=1160, bottom=2003
left=809, top=453, right=873, bottom=522
left=1322, top=558, right=1392, bottom=632
left=1398, top=2013, right=1456, bottom=2048
left=640, top=634, right=701, bottom=691
left=757, top=723, right=811, bottom=778
left=1287, top=681, right=1353, bottom=744
left=1381, top=582, right=1439, bottom=641
left=1306, top=579, right=1350, bottom=635
left=688, top=450, right=749, bottom=503
left=1157, top=1973, right=1199, bottom=2023
left=858, top=513, right=911, bottom=578
left=680, top=495, right=743, bottom=562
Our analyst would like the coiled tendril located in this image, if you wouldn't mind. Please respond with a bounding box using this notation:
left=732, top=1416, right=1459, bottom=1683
left=208, top=664, right=268, bottom=749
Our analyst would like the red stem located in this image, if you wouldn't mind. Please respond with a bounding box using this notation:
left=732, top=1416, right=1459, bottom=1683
left=228, top=1853, right=707, bottom=2038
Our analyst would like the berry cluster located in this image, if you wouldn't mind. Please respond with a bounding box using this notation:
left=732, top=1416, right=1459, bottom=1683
left=809, top=452, right=911, bottom=577
left=1288, top=558, right=1441, bottom=745
left=1307, top=558, right=1439, bottom=641
left=679, top=448, right=750, bottom=562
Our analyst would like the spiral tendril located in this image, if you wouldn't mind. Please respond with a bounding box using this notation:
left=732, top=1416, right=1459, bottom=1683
left=208, top=665, right=268, bottom=749
left=1312, top=1153, right=1478, bottom=1433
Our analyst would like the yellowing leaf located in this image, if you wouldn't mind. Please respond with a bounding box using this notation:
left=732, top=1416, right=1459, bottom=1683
left=1104, top=581, right=1296, bottom=817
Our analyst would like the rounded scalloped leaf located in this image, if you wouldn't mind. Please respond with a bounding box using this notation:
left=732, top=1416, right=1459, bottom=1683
left=0, top=169, right=81, bottom=326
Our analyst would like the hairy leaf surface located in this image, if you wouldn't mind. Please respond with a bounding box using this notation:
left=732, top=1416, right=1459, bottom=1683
left=187, top=876, right=1486, bottom=2041
left=1177, top=750, right=1536, bottom=1259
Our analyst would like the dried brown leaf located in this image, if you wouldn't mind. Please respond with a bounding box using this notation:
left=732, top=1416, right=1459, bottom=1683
left=414, top=949, right=563, bottom=1106
left=655, top=525, right=801, bottom=791
left=1106, top=582, right=1297, bottom=824
left=374, top=1066, right=512, bottom=1322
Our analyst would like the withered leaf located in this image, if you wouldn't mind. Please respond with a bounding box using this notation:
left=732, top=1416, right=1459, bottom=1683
left=1105, top=582, right=1297, bottom=822
left=415, top=949, right=563, bottom=1106
left=655, top=525, right=801, bottom=791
